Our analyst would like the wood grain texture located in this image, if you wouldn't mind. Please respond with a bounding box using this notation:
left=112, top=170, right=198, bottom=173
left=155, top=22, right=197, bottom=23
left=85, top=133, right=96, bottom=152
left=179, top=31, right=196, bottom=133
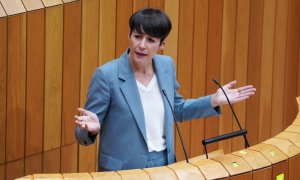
left=133, top=0, right=148, bottom=11
left=79, top=0, right=100, bottom=172
left=219, top=0, right=236, bottom=154
left=62, top=0, right=81, bottom=146
left=176, top=0, right=194, bottom=161
left=252, top=167, right=272, bottom=180
left=205, top=0, right=223, bottom=152
left=43, top=148, right=61, bottom=173
left=272, top=160, right=289, bottom=180
left=258, top=0, right=276, bottom=143
left=0, top=165, right=4, bottom=180
left=26, top=9, right=45, bottom=156
left=271, top=0, right=288, bottom=137
left=163, top=0, right=179, bottom=65
left=246, top=0, right=264, bottom=146
left=0, top=0, right=26, bottom=15
left=149, top=0, right=164, bottom=10
left=6, top=14, right=26, bottom=162
left=0, top=17, right=7, bottom=165
left=21, top=0, right=44, bottom=11
left=6, top=159, right=24, bottom=180
left=61, top=143, right=78, bottom=173
left=99, top=0, right=116, bottom=65
left=289, top=154, right=300, bottom=180
left=233, top=0, right=250, bottom=151
left=190, top=0, right=208, bottom=157
left=115, top=0, right=132, bottom=57
left=284, top=0, right=300, bottom=128
left=44, top=5, right=63, bottom=151
left=25, top=154, right=42, bottom=175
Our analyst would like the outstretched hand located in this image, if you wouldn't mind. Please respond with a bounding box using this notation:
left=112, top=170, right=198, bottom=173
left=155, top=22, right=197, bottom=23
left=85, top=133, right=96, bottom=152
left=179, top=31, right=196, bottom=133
left=74, top=108, right=100, bottom=135
left=211, top=80, right=256, bottom=107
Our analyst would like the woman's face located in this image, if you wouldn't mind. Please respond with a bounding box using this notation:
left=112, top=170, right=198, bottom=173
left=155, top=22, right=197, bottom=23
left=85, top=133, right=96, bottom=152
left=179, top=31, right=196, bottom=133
left=128, top=30, right=165, bottom=63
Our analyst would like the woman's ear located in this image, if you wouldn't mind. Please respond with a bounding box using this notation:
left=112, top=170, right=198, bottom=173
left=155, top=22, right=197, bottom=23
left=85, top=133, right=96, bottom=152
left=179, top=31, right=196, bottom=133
left=158, top=39, right=166, bottom=51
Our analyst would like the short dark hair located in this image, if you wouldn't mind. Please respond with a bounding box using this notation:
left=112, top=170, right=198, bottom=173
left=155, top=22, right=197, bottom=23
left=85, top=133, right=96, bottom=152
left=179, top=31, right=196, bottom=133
left=129, top=8, right=172, bottom=43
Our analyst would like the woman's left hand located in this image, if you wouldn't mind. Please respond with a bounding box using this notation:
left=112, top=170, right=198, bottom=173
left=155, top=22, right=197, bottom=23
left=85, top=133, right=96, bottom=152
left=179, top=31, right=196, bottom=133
left=210, top=80, right=256, bottom=107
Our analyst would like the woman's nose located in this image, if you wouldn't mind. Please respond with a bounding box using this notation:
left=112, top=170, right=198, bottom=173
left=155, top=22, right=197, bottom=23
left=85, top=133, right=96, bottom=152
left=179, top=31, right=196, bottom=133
left=139, top=38, right=146, bottom=49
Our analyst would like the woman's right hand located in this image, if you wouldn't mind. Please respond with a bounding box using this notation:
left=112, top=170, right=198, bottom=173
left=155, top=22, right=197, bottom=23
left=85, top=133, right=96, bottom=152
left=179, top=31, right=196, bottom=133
left=74, top=108, right=100, bottom=135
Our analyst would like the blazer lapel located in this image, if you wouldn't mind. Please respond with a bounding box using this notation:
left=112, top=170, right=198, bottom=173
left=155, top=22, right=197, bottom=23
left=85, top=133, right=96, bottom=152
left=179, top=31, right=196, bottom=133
left=118, top=52, right=147, bottom=144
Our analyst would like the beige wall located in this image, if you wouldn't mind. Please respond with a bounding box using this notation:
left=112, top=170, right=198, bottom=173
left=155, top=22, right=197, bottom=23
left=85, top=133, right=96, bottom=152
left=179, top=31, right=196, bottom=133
left=0, top=0, right=300, bottom=179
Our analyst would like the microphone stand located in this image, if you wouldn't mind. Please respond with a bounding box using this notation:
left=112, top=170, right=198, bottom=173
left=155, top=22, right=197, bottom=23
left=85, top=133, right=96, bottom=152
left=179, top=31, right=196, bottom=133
left=202, top=79, right=250, bottom=159
left=162, top=90, right=189, bottom=163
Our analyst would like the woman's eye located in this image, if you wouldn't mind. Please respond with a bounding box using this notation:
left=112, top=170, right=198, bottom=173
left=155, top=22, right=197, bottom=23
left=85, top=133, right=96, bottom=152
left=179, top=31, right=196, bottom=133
left=134, top=35, right=141, bottom=39
left=148, top=38, right=155, bottom=42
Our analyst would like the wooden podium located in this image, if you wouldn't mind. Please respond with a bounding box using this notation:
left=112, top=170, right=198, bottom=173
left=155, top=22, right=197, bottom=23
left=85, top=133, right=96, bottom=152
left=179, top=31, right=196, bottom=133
left=16, top=97, right=300, bottom=179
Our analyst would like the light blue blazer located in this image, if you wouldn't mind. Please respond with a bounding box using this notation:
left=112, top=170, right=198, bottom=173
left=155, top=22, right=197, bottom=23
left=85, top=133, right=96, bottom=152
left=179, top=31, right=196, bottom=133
left=76, top=50, right=221, bottom=171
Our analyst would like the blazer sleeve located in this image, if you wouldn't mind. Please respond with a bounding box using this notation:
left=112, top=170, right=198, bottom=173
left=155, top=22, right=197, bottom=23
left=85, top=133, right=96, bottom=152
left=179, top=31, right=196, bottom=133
left=75, top=68, right=110, bottom=146
left=171, top=61, right=221, bottom=121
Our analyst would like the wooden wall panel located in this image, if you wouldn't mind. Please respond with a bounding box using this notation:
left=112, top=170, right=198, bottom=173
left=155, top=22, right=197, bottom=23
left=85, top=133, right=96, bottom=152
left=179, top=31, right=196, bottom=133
left=219, top=0, right=236, bottom=154
left=62, top=0, right=81, bottom=146
left=43, top=148, right=60, bottom=173
left=0, top=16, right=7, bottom=165
left=246, top=0, right=263, bottom=146
left=25, top=154, right=42, bottom=175
left=176, top=0, right=194, bottom=161
left=79, top=0, right=100, bottom=172
left=6, top=159, right=24, bottom=180
left=133, top=0, right=148, bottom=11
left=26, top=9, right=45, bottom=157
left=115, top=0, right=132, bottom=57
left=190, top=0, right=208, bottom=157
left=271, top=0, right=288, bottom=137
left=258, top=0, right=276, bottom=142
left=205, top=0, right=223, bottom=152
left=44, top=5, right=63, bottom=152
left=6, top=14, right=26, bottom=162
left=164, top=0, right=179, bottom=65
left=284, top=0, right=300, bottom=128
left=61, top=143, right=78, bottom=173
left=99, top=0, right=116, bottom=65
left=232, top=0, right=250, bottom=151
left=149, top=0, right=164, bottom=9
left=61, top=1, right=81, bottom=173
left=0, top=165, right=4, bottom=180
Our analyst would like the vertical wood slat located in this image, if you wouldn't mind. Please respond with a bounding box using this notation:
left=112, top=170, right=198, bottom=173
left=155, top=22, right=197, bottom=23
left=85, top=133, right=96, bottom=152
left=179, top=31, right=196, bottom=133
left=0, top=0, right=26, bottom=15
left=149, top=0, right=164, bottom=10
left=99, top=0, right=116, bottom=65
left=0, top=165, right=4, bottom=180
left=6, top=14, right=26, bottom=162
left=62, top=0, right=81, bottom=146
left=26, top=9, right=45, bottom=157
left=61, top=1, right=81, bottom=173
left=233, top=0, right=250, bottom=151
left=44, top=5, right=63, bottom=152
left=0, top=15, right=7, bottom=165
left=25, top=154, right=42, bottom=175
left=219, top=0, right=237, bottom=154
left=175, top=0, right=194, bottom=161
left=43, top=148, right=60, bottom=173
left=164, top=0, right=179, bottom=65
left=190, top=0, right=209, bottom=157
left=271, top=0, right=288, bottom=137
left=6, top=159, right=24, bottom=180
left=258, top=0, right=276, bottom=142
left=133, top=0, right=148, bottom=11
left=246, top=0, right=264, bottom=146
left=79, top=0, right=100, bottom=172
left=284, top=0, right=300, bottom=128
left=115, top=0, right=132, bottom=57
left=205, top=0, right=223, bottom=152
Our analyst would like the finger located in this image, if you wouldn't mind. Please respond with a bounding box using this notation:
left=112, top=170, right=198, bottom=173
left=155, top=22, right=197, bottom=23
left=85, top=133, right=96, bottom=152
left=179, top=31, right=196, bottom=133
left=222, top=80, right=237, bottom=89
left=237, top=85, right=255, bottom=92
left=78, top=108, right=95, bottom=117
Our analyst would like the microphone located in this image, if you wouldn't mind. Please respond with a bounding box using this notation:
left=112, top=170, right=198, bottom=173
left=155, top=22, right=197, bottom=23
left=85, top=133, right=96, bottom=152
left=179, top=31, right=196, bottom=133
left=162, top=89, right=189, bottom=163
left=202, top=79, right=250, bottom=159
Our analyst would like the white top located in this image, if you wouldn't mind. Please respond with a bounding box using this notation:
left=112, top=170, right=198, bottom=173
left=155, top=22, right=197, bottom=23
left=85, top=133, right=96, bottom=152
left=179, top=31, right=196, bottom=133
left=136, top=74, right=166, bottom=152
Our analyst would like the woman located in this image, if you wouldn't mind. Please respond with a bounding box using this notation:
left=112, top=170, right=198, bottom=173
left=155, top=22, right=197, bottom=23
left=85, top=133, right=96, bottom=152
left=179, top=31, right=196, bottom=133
left=75, top=8, right=256, bottom=171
